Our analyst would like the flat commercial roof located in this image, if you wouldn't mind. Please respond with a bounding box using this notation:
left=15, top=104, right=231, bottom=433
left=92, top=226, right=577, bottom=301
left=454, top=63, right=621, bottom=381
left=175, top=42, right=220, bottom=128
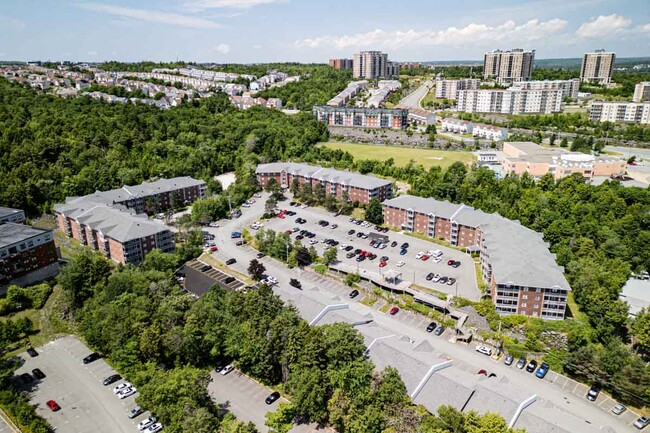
left=0, top=223, right=51, bottom=248
left=0, top=206, right=23, bottom=220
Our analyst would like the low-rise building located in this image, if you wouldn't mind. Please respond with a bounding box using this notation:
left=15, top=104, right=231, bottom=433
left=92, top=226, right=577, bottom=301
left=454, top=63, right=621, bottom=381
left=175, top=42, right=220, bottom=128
left=511, top=79, right=581, bottom=99
left=0, top=222, right=59, bottom=287
left=440, top=117, right=473, bottom=134
left=313, top=106, right=408, bottom=129
left=589, top=101, right=650, bottom=124
left=407, top=108, right=436, bottom=126
left=328, top=58, right=353, bottom=70
left=502, top=141, right=626, bottom=180
left=457, top=88, right=563, bottom=114
left=472, top=124, right=508, bottom=141
left=0, top=207, right=26, bottom=224
left=327, top=81, right=368, bottom=106
left=435, top=78, right=480, bottom=100
left=382, top=195, right=570, bottom=320
left=256, top=162, right=393, bottom=205
left=633, top=82, right=650, bottom=103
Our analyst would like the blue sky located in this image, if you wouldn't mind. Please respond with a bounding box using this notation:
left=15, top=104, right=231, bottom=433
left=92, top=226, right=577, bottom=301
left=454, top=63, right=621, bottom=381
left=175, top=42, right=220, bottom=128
left=1, top=0, right=648, bottom=62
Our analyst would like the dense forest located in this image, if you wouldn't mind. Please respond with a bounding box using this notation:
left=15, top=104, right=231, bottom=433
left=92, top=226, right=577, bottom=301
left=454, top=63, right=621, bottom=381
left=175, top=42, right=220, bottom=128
left=0, top=79, right=327, bottom=215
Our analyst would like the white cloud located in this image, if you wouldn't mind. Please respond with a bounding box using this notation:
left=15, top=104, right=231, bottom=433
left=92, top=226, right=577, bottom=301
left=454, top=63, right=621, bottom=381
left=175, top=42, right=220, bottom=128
left=78, top=3, right=220, bottom=29
left=295, top=18, right=568, bottom=50
left=575, top=14, right=631, bottom=38
left=215, top=43, right=230, bottom=54
left=185, top=0, right=287, bottom=11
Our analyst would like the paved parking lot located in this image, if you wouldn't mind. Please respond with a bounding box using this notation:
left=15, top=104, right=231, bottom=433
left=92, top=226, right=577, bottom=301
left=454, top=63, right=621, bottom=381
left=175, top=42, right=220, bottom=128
left=181, top=259, right=245, bottom=296
left=12, top=336, right=151, bottom=433
left=259, top=199, right=480, bottom=300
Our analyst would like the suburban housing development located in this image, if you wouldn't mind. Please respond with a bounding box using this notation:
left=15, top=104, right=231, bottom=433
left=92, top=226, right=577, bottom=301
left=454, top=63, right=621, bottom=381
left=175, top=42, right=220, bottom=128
left=382, top=195, right=570, bottom=320
left=54, top=177, right=207, bottom=265
left=256, top=162, right=394, bottom=204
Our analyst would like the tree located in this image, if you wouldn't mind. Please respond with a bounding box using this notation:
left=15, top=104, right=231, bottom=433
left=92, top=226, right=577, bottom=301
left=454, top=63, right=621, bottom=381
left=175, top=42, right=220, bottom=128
left=323, top=247, right=338, bottom=265
left=290, top=178, right=301, bottom=196
left=365, top=198, right=384, bottom=224
left=265, top=178, right=280, bottom=193
left=265, top=402, right=295, bottom=433
left=560, top=137, right=568, bottom=147
left=248, top=259, right=266, bottom=280
left=632, top=308, right=650, bottom=353
left=57, top=249, right=111, bottom=308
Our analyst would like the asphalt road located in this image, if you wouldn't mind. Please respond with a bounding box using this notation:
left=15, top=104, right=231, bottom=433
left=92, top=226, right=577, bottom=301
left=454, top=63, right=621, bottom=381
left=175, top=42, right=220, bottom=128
left=12, top=336, right=152, bottom=433
left=399, top=80, right=432, bottom=109
left=199, top=192, right=637, bottom=433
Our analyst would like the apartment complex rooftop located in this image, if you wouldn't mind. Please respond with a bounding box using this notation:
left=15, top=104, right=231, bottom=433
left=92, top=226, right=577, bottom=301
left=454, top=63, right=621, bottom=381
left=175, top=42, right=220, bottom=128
left=504, top=141, right=623, bottom=165
left=69, top=205, right=168, bottom=243
left=383, top=195, right=570, bottom=290
left=0, top=222, right=51, bottom=248
left=256, top=162, right=392, bottom=190
left=0, top=207, right=23, bottom=220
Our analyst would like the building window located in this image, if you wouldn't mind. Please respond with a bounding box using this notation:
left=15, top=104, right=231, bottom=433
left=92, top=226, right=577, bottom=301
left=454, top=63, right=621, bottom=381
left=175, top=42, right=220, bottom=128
left=522, top=295, right=528, bottom=299
left=521, top=303, right=527, bottom=307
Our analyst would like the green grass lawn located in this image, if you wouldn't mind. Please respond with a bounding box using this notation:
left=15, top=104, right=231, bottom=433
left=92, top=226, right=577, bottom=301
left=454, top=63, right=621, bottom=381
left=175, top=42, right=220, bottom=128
left=320, top=142, right=475, bottom=171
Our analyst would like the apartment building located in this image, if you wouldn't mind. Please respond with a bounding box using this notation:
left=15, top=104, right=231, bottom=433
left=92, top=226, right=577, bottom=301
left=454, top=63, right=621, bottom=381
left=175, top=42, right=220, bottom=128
left=633, top=82, right=650, bottom=102
left=441, top=117, right=474, bottom=134
left=0, top=222, right=59, bottom=287
left=256, top=163, right=393, bottom=205
left=0, top=207, right=26, bottom=224
left=502, top=141, right=626, bottom=180
left=457, top=88, right=563, bottom=114
left=590, top=101, right=650, bottom=124
left=473, top=124, right=509, bottom=141
left=353, top=51, right=399, bottom=79
left=483, top=49, right=535, bottom=84
left=329, top=58, right=353, bottom=70
left=435, top=78, right=480, bottom=100
left=382, top=195, right=570, bottom=320
left=407, top=108, right=436, bottom=126
left=511, top=79, right=581, bottom=99
left=54, top=177, right=207, bottom=265
left=581, top=50, right=615, bottom=84
left=327, top=81, right=368, bottom=106
left=313, top=106, right=408, bottom=129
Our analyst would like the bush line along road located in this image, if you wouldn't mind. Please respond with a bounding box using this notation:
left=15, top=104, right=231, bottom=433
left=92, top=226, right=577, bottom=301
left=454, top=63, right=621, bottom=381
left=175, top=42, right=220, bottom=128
left=197, top=191, right=637, bottom=433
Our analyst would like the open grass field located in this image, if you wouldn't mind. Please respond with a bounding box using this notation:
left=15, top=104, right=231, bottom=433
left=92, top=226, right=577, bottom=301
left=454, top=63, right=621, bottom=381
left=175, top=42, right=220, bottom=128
left=320, top=141, right=475, bottom=171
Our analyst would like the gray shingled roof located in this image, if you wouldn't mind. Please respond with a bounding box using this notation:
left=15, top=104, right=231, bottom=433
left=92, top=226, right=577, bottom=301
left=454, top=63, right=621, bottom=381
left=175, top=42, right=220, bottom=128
left=384, top=195, right=570, bottom=291
left=0, top=206, right=23, bottom=219
left=71, top=205, right=169, bottom=243
left=0, top=223, right=51, bottom=248
left=256, top=162, right=393, bottom=190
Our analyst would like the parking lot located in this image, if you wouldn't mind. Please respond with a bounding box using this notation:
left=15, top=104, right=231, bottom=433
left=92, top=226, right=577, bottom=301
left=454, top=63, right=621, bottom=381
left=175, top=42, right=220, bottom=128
left=180, top=259, right=245, bottom=296
left=12, top=336, right=152, bottom=433
left=259, top=198, right=480, bottom=300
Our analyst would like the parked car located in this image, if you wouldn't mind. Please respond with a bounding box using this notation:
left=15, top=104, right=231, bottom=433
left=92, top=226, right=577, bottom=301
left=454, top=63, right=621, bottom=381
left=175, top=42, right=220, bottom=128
left=535, top=362, right=549, bottom=378
left=401, top=243, right=409, bottom=249
left=586, top=384, right=600, bottom=401
left=331, top=224, right=338, bottom=229
left=415, top=251, right=424, bottom=260
left=236, top=240, right=245, bottom=246
left=426, top=322, right=437, bottom=332
left=447, top=259, right=455, bottom=266
left=223, top=276, right=235, bottom=284
left=26, top=347, right=38, bottom=357
left=265, top=391, right=281, bottom=405
left=379, top=261, right=387, bottom=268
left=225, top=258, right=236, bottom=265
left=516, top=358, right=526, bottom=369
left=128, top=407, right=143, bottom=419
left=396, top=261, right=405, bottom=267
left=475, top=345, right=492, bottom=356
left=200, top=264, right=211, bottom=272
left=46, top=400, right=61, bottom=411
left=399, top=249, right=407, bottom=255
left=504, top=355, right=514, bottom=366
left=256, top=252, right=265, bottom=259
left=390, top=241, right=398, bottom=247
left=451, top=261, right=461, bottom=268
left=348, top=229, right=355, bottom=235
left=349, top=290, right=359, bottom=299
left=420, top=254, right=430, bottom=261
left=634, top=416, right=650, bottom=429
left=346, top=252, right=356, bottom=259
left=221, top=364, right=234, bottom=375
left=389, top=306, right=399, bottom=315
left=447, top=277, right=456, bottom=285
left=380, top=256, right=389, bottom=262
left=113, top=382, right=132, bottom=394
left=118, top=386, right=137, bottom=399
left=439, top=276, right=449, bottom=284
left=612, top=403, right=626, bottom=415
left=82, top=352, right=100, bottom=364
left=31, top=368, right=45, bottom=380
left=145, top=422, right=163, bottom=433
left=525, top=360, right=538, bottom=373
left=432, top=257, right=442, bottom=264
left=289, top=278, right=302, bottom=289
left=138, top=416, right=157, bottom=431
left=426, top=273, right=434, bottom=281
left=434, top=325, right=445, bottom=336
left=230, top=231, right=242, bottom=239
left=356, top=255, right=366, bottom=262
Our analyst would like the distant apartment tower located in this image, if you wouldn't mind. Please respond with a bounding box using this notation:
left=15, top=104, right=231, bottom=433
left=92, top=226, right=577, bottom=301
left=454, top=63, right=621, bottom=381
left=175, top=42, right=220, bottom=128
left=483, top=49, right=535, bottom=84
left=590, top=101, right=650, bottom=124
left=435, top=78, right=480, bottom=100
left=353, top=51, right=399, bottom=79
left=457, top=88, right=563, bottom=115
left=329, top=58, right=353, bottom=70
left=580, top=50, right=615, bottom=84
left=633, top=82, right=650, bottom=102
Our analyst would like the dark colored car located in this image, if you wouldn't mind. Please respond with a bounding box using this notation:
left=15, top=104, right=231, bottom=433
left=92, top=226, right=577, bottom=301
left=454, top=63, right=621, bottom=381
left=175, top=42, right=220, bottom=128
left=32, top=368, right=46, bottom=380
left=356, top=255, right=366, bottom=262
left=103, top=374, right=122, bottom=386
left=356, top=232, right=364, bottom=238
left=200, top=265, right=211, bottom=272
left=296, top=235, right=304, bottom=240
left=426, top=322, right=437, bottom=332
left=354, top=249, right=362, bottom=255
left=426, top=273, right=434, bottom=281
left=535, top=362, right=550, bottom=379
left=256, top=252, right=266, bottom=259
left=447, top=277, right=456, bottom=285
left=400, top=249, right=407, bottom=255
left=345, top=245, right=354, bottom=251
left=516, top=357, right=526, bottom=369
left=587, top=384, right=601, bottom=401
left=368, top=253, right=377, bottom=260
left=225, top=258, right=236, bottom=265
left=349, top=290, right=360, bottom=299
left=265, top=391, right=281, bottom=405
left=525, top=360, right=538, bottom=373
left=214, top=364, right=225, bottom=373
left=224, top=276, right=235, bottom=284
left=289, top=278, right=302, bottom=289
left=390, top=241, right=398, bottom=247
left=26, top=347, right=39, bottom=357
left=348, top=229, right=355, bottom=235
left=389, top=306, right=399, bottom=315
left=83, top=352, right=100, bottom=364
left=380, top=256, right=389, bottom=262
left=401, top=243, right=409, bottom=249
left=20, top=373, right=33, bottom=384
left=451, top=261, right=461, bottom=268
left=447, top=259, right=455, bottom=266
left=434, top=326, right=445, bottom=336
left=235, top=240, right=244, bottom=246
left=346, top=252, right=356, bottom=259
left=504, top=355, right=514, bottom=366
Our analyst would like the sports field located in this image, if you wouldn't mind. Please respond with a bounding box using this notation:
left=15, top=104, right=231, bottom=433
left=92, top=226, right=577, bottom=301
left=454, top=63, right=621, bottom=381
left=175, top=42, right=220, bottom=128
left=320, top=141, right=475, bottom=170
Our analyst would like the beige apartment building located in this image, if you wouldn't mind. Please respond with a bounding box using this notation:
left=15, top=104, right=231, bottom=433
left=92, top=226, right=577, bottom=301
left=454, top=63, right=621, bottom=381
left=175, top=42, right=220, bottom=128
left=590, top=101, right=650, bottom=124
left=483, top=49, right=535, bottom=84
left=352, top=51, right=399, bottom=79
left=633, top=82, right=650, bottom=103
left=502, top=141, right=626, bottom=180
left=435, top=78, right=480, bottom=100
left=580, top=50, right=615, bottom=84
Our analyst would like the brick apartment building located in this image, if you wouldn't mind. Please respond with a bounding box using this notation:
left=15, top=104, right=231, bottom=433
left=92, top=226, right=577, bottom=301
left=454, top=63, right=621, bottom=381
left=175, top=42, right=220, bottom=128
left=382, top=195, right=570, bottom=320
left=0, top=220, right=59, bottom=287
left=54, top=177, right=206, bottom=265
left=256, top=163, right=393, bottom=205
left=313, top=106, right=409, bottom=129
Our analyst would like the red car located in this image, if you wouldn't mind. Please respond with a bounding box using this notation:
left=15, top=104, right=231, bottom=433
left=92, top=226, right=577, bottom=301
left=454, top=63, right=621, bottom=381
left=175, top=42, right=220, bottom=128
left=389, top=306, right=399, bottom=315
left=364, top=251, right=372, bottom=257
left=285, top=229, right=292, bottom=235
left=46, top=400, right=61, bottom=411
left=379, top=261, right=387, bottom=268
left=421, top=254, right=430, bottom=261
left=447, top=259, right=455, bottom=265
left=278, top=214, right=285, bottom=219
left=210, top=246, right=218, bottom=252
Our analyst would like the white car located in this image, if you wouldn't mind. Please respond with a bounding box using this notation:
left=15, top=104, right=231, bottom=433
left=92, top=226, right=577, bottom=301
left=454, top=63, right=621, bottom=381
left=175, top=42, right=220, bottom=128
left=221, top=364, right=234, bottom=375
left=118, top=386, right=137, bottom=399
left=241, top=203, right=250, bottom=208
left=266, top=276, right=278, bottom=285
left=475, top=345, right=493, bottom=356
left=145, top=423, right=163, bottom=433
left=396, top=261, right=406, bottom=267
left=138, top=416, right=157, bottom=431
left=432, top=257, right=442, bottom=264
left=300, top=204, right=308, bottom=209
left=209, top=222, right=219, bottom=227
left=113, top=382, right=132, bottom=394
left=415, top=252, right=424, bottom=260
left=254, top=193, right=262, bottom=198
left=309, top=239, right=318, bottom=245
left=379, top=244, right=387, bottom=249
left=430, top=249, right=443, bottom=257
left=432, top=273, right=442, bottom=283
left=247, top=199, right=256, bottom=204
left=339, top=244, right=348, bottom=250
